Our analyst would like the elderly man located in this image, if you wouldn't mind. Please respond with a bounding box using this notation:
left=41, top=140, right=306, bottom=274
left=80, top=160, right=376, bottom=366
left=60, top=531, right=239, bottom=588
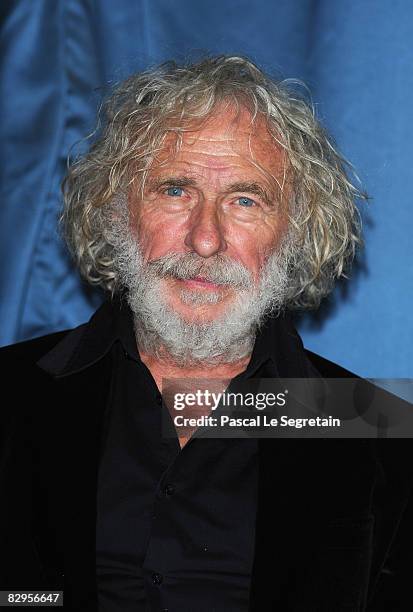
left=0, top=56, right=411, bottom=611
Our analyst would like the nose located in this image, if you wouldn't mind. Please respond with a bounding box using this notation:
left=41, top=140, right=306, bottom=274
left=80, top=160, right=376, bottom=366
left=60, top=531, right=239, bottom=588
left=184, top=200, right=227, bottom=257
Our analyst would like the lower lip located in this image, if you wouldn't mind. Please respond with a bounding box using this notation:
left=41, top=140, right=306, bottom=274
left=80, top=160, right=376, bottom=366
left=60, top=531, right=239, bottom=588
left=180, top=277, right=222, bottom=289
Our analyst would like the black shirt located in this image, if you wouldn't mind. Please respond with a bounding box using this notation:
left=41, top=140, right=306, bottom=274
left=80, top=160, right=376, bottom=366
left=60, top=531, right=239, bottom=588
left=95, top=300, right=279, bottom=612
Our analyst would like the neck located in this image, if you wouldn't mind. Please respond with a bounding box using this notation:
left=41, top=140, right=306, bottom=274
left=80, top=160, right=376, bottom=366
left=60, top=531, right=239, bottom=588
left=139, top=348, right=252, bottom=393
left=138, top=344, right=253, bottom=451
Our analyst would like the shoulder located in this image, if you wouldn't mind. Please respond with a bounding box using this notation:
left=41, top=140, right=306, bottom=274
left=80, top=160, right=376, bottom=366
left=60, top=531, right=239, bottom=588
left=0, top=330, right=74, bottom=418
left=0, top=329, right=83, bottom=383
left=0, top=330, right=71, bottom=364
left=304, top=348, right=358, bottom=378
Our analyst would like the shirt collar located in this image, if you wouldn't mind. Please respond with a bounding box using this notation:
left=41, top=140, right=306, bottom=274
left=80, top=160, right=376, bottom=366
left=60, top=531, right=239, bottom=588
left=37, top=295, right=309, bottom=379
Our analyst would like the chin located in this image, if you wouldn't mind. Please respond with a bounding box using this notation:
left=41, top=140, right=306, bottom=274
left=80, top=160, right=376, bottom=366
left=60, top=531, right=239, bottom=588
left=172, top=299, right=232, bottom=325
left=181, top=305, right=228, bottom=324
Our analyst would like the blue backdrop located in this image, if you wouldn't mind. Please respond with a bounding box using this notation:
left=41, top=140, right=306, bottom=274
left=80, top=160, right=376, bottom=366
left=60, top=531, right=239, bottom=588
left=1, top=0, right=412, bottom=377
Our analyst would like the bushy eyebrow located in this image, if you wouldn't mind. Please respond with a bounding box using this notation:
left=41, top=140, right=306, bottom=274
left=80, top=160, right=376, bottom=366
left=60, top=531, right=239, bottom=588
left=223, top=181, right=273, bottom=206
left=147, top=176, right=197, bottom=190
left=147, top=175, right=275, bottom=206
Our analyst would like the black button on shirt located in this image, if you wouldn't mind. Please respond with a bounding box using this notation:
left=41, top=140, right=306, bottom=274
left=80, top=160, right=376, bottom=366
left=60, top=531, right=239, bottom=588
left=96, top=303, right=278, bottom=612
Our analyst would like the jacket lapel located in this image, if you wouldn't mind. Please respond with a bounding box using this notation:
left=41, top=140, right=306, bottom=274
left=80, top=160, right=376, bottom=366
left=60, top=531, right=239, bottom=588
left=249, top=314, right=378, bottom=610
left=33, top=352, right=113, bottom=610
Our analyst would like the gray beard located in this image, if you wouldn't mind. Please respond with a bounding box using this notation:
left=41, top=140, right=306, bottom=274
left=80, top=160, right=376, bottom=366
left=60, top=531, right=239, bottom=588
left=107, top=203, right=293, bottom=367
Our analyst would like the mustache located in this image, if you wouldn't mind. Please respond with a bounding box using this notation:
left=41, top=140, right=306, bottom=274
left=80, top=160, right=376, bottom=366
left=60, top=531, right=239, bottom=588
left=147, top=252, right=253, bottom=289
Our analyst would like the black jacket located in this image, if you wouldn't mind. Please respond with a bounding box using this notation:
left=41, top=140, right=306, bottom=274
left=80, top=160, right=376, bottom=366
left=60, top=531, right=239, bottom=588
left=0, top=299, right=411, bottom=611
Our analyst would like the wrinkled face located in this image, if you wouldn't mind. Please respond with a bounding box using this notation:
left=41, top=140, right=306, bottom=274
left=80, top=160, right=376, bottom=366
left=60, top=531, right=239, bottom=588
left=129, top=105, right=290, bottom=323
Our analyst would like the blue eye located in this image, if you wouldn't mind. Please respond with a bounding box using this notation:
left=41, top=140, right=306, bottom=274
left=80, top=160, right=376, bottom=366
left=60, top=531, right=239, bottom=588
left=166, top=186, right=184, bottom=197
left=237, top=197, right=255, bottom=207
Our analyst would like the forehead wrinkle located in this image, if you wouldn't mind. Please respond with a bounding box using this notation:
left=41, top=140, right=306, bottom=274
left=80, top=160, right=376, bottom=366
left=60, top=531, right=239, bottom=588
left=152, top=112, right=289, bottom=197
left=152, top=156, right=249, bottom=176
left=178, top=148, right=240, bottom=159
left=148, top=149, right=285, bottom=192
left=187, top=134, right=251, bottom=144
left=170, top=127, right=273, bottom=155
